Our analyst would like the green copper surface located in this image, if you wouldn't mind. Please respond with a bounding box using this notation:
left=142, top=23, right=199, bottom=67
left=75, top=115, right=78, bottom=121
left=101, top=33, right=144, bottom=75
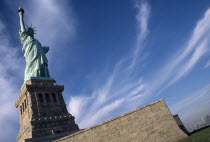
left=18, top=7, right=51, bottom=82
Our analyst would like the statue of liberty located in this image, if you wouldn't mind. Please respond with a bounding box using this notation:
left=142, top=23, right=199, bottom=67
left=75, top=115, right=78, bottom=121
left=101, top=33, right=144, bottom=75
left=18, top=7, right=50, bottom=82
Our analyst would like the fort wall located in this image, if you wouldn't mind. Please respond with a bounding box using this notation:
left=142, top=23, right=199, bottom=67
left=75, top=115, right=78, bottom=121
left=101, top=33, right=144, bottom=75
left=54, top=99, right=187, bottom=142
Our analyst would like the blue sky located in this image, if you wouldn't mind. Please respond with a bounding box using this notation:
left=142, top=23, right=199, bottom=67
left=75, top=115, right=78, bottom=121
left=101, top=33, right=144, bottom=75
left=0, top=0, right=210, bottom=141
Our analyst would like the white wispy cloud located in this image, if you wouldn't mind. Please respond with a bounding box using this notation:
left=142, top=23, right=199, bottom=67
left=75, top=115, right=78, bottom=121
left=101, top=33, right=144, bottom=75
left=168, top=7, right=210, bottom=82
left=145, top=6, right=210, bottom=96
left=68, top=0, right=150, bottom=128
left=168, top=38, right=208, bottom=85
left=204, top=59, right=210, bottom=69
left=130, top=0, right=150, bottom=68
left=68, top=96, right=86, bottom=120
left=79, top=99, right=124, bottom=127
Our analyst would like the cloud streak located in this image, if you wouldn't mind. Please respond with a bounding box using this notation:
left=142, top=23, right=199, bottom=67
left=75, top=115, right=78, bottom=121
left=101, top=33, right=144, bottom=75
left=68, top=0, right=150, bottom=128
left=204, top=59, right=210, bottom=69
left=145, top=6, right=210, bottom=96
left=168, top=8, right=210, bottom=83
left=131, top=0, right=150, bottom=67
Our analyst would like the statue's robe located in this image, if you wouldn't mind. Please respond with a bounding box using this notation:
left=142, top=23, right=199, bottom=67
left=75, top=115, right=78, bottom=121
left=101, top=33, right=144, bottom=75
left=20, top=30, right=50, bottom=82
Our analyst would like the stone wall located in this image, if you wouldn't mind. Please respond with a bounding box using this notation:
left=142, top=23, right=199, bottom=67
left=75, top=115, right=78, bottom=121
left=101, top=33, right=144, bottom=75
left=54, top=99, right=187, bottom=142
left=173, top=114, right=189, bottom=135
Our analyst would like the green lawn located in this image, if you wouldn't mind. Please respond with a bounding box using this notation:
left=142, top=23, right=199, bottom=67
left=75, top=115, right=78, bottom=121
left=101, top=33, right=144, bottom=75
left=177, top=127, right=210, bottom=142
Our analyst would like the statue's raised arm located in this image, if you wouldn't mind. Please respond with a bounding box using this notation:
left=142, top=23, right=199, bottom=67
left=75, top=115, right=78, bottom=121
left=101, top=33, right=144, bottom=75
left=18, top=7, right=25, bottom=32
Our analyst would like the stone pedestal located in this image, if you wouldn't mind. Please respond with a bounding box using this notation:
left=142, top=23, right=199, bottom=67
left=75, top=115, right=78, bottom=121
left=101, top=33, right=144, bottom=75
left=15, top=79, right=79, bottom=142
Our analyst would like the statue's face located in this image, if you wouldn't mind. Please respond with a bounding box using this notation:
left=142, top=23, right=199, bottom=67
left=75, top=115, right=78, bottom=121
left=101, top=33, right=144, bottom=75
left=26, top=28, right=34, bottom=36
